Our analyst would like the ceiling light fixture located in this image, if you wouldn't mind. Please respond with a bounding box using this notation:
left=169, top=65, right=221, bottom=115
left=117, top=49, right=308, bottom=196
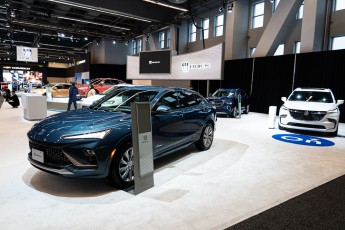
left=46, top=0, right=155, bottom=22
left=56, top=15, right=130, bottom=31
left=142, top=0, right=188, bottom=12
left=227, top=3, right=233, bottom=13
left=112, top=40, right=116, bottom=44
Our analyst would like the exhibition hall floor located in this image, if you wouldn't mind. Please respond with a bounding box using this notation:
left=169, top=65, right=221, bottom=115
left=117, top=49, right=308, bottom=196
left=1, top=101, right=345, bottom=230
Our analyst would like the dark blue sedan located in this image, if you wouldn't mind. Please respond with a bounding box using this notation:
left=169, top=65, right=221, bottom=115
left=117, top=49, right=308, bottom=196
left=27, top=86, right=216, bottom=188
left=207, top=88, right=250, bottom=118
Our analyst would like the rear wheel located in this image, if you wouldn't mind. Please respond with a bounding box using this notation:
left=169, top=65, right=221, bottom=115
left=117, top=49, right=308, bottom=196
left=243, top=105, right=250, bottom=114
left=231, top=106, right=239, bottom=118
left=108, top=143, right=134, bottom=188
left=195, top=123, right=214, bottom=151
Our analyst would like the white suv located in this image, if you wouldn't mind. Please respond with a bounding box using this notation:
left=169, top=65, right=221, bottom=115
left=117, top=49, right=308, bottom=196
left=278, top=88, right=344, bottom=136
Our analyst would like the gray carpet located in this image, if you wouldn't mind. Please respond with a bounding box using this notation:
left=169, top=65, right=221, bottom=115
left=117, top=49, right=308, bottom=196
left=228, top=174, right=345, bottom=230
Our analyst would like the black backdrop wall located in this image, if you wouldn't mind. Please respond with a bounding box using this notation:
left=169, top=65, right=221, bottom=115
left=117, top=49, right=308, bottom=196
left=90, top=64, right=129, bottom=83
left=191, top=49, right=345, bottom=122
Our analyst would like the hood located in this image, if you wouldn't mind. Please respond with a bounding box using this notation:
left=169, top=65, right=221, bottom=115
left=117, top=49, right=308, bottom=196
left=208, top=96, right=236, bottom=101
left=284, top=101, right=337, bottom=111
left=28, top=109, right=131, bottom=142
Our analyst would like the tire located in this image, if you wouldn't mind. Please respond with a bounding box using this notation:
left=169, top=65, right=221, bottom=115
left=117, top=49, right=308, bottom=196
left=243, top=105, right=250, bottom=114
left=278, top=123, right=285, bottom=130
left=231, top=106, right=239, bottom=118
left=108, top=143, right=134, bottom=188
left=195, top=123, right=214, bottom=151
left=328, top=127, right=338, bottom=137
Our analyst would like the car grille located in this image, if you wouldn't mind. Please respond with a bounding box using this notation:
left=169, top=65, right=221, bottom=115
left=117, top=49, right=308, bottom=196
left=289, top=110, right=326, bottom=121
left=29, top=141, right=71, bottom=165
left=214, top=101, right=224, bottom=106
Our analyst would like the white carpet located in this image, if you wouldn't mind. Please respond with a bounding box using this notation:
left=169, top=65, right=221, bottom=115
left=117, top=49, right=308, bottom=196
left=0, top=101, right=345, bottom=230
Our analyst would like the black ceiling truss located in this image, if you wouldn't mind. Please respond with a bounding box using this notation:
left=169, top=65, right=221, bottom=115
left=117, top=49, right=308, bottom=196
left=0, top=0, right=222, bottom=63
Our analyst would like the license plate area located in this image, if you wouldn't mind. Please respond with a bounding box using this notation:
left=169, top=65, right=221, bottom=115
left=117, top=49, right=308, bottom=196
left=32, top=148, right=44, bottom=163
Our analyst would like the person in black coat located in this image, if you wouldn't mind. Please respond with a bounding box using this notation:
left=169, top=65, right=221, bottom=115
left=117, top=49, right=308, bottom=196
left=8, top=90, right=20, bottom=108
left=67, top=82, right=79, bottom=111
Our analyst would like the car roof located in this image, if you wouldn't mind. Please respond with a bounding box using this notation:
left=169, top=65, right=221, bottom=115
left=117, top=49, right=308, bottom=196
left=294, top=87, right=331, bottom=92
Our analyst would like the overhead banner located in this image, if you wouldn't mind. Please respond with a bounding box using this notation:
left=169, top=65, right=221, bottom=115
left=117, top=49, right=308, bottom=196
left=16, top=46, right=38, bottom=63
left=127, top=43, right=223, bottom=80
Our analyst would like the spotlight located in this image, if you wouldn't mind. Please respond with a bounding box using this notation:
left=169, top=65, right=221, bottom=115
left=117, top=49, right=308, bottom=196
left=84, top=37, right=88, bottom=41
left=270, top=0, right=274, bottom=3
left=145, top=36, right=149, bottom=42
left=219, top=7, right=223, bottom=12
left=96, top=40, right=100, bottom=46
left=132, top=39, right=135, bottom=43
left=227, top=3, right=233, bottom=12
left=125, top=41, right=128, bottom=46
left=112, top=40, right=116, bottom=44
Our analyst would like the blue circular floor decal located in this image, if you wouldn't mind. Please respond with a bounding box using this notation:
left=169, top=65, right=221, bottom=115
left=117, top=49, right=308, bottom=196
left=272, top=134, right=335, bottom=147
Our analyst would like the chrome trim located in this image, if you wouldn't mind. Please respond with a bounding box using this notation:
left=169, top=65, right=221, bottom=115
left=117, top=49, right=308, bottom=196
left=63, top=151, right=97, bottom=168
left=28, top=157, right=74, bottom=175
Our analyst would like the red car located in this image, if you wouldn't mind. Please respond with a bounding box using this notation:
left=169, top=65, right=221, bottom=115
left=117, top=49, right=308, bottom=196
left=77, top=78, right=126, bottom=97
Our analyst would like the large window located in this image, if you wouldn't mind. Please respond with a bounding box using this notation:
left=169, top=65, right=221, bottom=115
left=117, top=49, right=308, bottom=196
left=132, top=41, right=137, bottom=55
left=189, top=23, right=197, bottom=42
left=167, top=30, right=170, bottom=48
left=294, top=41, right=301, bottom=54
left=159, top=31, right=165, bottom=48
left=334, top=0, right=345, bottom=11
left=137, top=39, right=142, bottom=53
left=331, top=36, right=345, bottom=50
left=214, top=14, right=224, bottom=37
left=273, top=0, right=280, bottom=12
left=252, top=1, right=265, bottom=28
left=297, top=1, right=304, bottom=19
left=249, top=47, right=256, bottom=57
left=274, top=44, right=284, bottom=56
left=201, top=18, right=209, bottom=39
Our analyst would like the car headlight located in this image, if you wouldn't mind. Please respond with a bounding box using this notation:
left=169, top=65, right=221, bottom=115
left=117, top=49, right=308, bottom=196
left=62, top=129, right=111, bottom=139
left=327, top=108, right=339, bottom=114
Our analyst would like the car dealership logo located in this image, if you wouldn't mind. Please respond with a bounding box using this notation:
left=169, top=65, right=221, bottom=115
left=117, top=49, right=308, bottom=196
left=149, top=60, right=160, bottom=64
left=181, top=62, right=211, bottom=72
left=272, top=134, right=334, bottom=147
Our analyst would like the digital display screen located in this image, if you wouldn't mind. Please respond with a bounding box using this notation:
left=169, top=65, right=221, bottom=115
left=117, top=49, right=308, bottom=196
left=139, top=50, right=171, bottom=74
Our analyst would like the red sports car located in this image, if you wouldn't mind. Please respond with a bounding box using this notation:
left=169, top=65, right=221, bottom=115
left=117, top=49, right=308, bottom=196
left=77, top=78, right=126, bottom=97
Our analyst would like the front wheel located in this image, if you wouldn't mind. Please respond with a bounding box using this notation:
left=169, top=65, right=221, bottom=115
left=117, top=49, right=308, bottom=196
left=231, top=106, right=239, bottom=118
left=108, top=143, right=134, bottom=188
left=195, top=123, right=214, bottom=151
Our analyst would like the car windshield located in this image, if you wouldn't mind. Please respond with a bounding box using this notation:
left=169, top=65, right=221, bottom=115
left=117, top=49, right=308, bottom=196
left=288, top=91, right=333, bottom=103
left=212, top=90, right=236, bottom=98
left=92, top=89, right=158, bottom=112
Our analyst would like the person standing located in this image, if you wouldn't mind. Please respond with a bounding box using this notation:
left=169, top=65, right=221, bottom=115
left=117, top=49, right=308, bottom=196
left=87, top=84, right=96, bottom=97
left=7, top=90, right=20, bottom=108
left=67, top=82, right=79, bottom=111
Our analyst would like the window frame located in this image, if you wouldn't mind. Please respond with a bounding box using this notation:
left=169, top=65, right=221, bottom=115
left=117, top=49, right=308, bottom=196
left=189, top=23, right=197, bottom=42
left=159, top=31, right=165, bottom=49
left=252, top=1, right=265, bottom=29
left=201, top=18, right=209, bottom=40
left=214, top=14, right=224, bottom=37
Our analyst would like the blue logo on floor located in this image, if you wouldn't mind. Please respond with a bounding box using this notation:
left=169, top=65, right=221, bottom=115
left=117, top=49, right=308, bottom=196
left=272, top=134, right=335, bottom=147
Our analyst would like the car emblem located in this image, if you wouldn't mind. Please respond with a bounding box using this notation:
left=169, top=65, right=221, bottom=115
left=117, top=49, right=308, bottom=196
left=304, top=111, right=309, bottom=116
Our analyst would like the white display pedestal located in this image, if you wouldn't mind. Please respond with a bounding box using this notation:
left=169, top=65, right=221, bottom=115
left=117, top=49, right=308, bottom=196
left=21, top=93, right=47, bottom=120
left=268, top=106, right=277, bottom=129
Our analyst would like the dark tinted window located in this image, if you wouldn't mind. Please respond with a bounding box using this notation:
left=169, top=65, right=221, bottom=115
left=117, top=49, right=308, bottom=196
left=154, top=91, right=179, bottom=110
left=177, top=90, right=197, bottom=108
left=289, top=91, right=333, bottom=103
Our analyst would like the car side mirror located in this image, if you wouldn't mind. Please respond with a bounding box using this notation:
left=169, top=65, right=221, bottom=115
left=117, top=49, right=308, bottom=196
left=337, top=99, right=344, bottom=105
left=281, top=97, right=287, bottom=102
left=152, top=105, right=171, bottom=114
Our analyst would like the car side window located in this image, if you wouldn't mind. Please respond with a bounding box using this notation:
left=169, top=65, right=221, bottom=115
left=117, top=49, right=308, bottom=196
left=154, top=92, right=178, bottom=111
left=177, top=90, right=197, bottom=108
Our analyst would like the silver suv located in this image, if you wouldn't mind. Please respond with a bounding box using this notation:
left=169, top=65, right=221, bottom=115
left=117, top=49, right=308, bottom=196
left=278, top=88, right=344, bottom=136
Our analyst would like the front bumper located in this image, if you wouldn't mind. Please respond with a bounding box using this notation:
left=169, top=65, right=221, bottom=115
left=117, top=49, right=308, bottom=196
left=278, top=109, right=339, bottom=133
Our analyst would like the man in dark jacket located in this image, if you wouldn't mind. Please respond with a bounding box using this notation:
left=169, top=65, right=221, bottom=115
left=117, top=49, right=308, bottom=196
left=8, top=90, right=20, bottom=108
left=67, top=82, right=79, bottom=111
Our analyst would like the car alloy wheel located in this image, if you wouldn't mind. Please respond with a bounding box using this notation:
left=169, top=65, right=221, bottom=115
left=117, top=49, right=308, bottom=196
left=232, top=106, right=239, bottom=118
left=108, top=143, right=134, bottom=188
left=196, top=123, right=214, bottom=151
left=119, top=147, right=134, bottom=182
